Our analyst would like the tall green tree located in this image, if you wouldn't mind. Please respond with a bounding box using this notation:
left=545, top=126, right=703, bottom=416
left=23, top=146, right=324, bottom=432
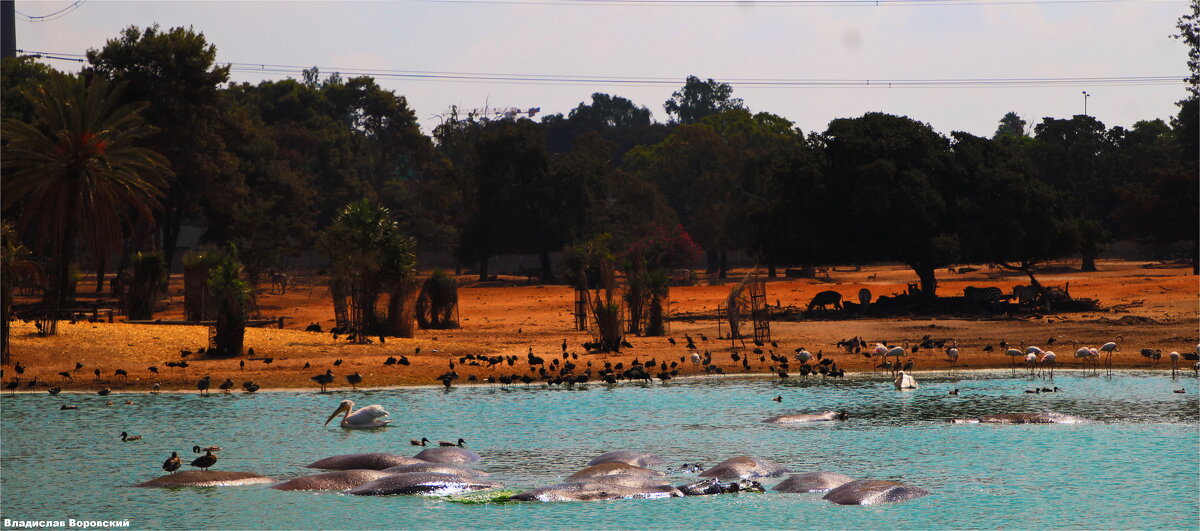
left=86, top=24, right=231, bottom=270
left=459, top=119, right=567, bottom=281
left=1029, top=115, right=1113, bottom=271
left=626, top=122, right=736, bottom=275
left=2, top=74, right=170, bottom=313
left=821, top=112, right=956, bottom=297
left=199, top=95, right=316, bottom=283
left=1175, top=0, right=1200, bottom=97
left=1, top=56, right=55, bottom=122
left=663, top=76, right=745, bottom=125
left=950, top=132, right=1079, bottom=286
left=542, top=92, right=664, bottom=156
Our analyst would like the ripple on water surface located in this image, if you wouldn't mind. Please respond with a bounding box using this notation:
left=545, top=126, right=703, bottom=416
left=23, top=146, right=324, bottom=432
left=1, top=372, right=1197, bottom=529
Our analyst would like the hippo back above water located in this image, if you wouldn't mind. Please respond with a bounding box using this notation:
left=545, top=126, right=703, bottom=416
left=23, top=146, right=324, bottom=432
left=511, top=480, right=683, bottom=502
left=822, top=479, right=929, bottom=505
left=699, top=456, right=790, bottom=479
left=950, top=412, right=1087, bottom=424
left=587, top=451, right=666, bottom=468
left=762, top=411, right=847, bottom=424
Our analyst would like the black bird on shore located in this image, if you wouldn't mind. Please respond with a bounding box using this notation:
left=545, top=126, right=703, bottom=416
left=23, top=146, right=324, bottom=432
left=49, top=386, right=61, bottom=395
left=73, top=362, right=83, bottom=372
left=346, top=372, right=363, bottom=389
left=93, top=369, right=101, bottom=380
left=14, top=362, right=25, bottom=375
left=163, top=452, right=181, bottom=474
left=311, top=370, right=334, bottom=392
left=58, top=371, right=72, bottom=380
left=197, top=376, right=211, bottom=396
left=148, top=366, right=158, bottom=377
left=218, top=379, right=234, bottom=392
left=97, top=388, right=111, bottom=396
left=5, top=380, right=19, bottom=393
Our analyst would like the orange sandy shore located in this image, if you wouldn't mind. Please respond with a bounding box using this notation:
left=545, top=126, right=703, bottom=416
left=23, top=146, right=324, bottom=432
left=4, top=260, right=1197, bottom=393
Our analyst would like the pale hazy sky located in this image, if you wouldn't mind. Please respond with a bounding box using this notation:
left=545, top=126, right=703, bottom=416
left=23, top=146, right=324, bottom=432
left=13, top=0, right=1192, bottom=136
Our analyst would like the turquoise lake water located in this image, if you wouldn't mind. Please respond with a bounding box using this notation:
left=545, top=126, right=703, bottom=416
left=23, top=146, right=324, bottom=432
left=1, top=371, right=1197, bottom=530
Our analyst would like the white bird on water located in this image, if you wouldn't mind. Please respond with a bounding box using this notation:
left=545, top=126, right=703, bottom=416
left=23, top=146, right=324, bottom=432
left=324, top=400, right=390, bottom=429
left=894, top=370, right=918, bottom=390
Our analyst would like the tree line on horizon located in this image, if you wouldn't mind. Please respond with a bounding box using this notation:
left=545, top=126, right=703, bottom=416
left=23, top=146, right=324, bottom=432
left=1, top=14, right=1197, bottom=321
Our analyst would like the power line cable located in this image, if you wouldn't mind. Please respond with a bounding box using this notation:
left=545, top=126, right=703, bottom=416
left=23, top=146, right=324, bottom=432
left=20, top=49, right=1185, bottom=88
left=405, top=0, right=1182, bottom=7
left=15, top=0, right=86, bottom=22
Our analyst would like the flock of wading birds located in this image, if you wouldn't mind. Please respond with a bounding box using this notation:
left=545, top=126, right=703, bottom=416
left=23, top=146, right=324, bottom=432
left=4, top=328, right=1199, bottom=398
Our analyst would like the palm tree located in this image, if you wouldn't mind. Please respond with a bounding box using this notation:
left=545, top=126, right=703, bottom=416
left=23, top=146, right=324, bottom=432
left=207, top=250, right=250, bottom=357
left=318, top=200, right=416, bottom=341
left=644, top=268, right=671, bottom=337
left=2, top=73, right=170, bottom=316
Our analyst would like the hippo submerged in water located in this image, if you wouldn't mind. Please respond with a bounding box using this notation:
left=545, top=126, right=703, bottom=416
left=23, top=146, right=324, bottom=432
left=762, top=411, right=848, bottom=424
left=510, top=480, right=683, bottom=502
left=346, top=472, right=501, bottom=496
left=771, top=472, right=855, bottom=493
left=699, top=456, right=791, bottom=479
left=587, top=451, right=666, bottom=468
left=305, top=453, right=425, bottom=470
left=271, top=470, right=394, bottom=491
left=949, top=413, right=1086, bottom=424
left=414, top=447, right=482, bottom=465
left=822, top=479, right=930, bottom=505
left=137, top=470, right=274, bottom=488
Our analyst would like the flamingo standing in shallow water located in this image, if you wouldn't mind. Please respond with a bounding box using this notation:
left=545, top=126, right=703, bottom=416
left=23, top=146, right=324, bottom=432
left=324, top=400, right=390, bottom=429
left=1169, top=351, right=1181, bottom=379
left=1098, top=336, right=1122, bottom=374
left=1005, top=348, right=1024, bottom=376
left=1040, top=351, right=1056, bottom=379
left=1075, top=345, right=1098, bottom=374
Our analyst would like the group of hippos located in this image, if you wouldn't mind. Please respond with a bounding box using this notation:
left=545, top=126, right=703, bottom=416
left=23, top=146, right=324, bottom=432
left=133, top=408, right=1087, bottom=504
left=135, top=446, right=929, bottom=505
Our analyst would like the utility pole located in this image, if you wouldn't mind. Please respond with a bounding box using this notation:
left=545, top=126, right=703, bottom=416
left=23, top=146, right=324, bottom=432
left=1081, top=91, right=1090, bottom=117
left=2, top=0, right=15, bottom=59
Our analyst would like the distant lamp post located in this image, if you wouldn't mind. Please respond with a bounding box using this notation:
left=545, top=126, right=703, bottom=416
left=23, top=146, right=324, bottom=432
left=1082, top=91, right=1090, bottom=117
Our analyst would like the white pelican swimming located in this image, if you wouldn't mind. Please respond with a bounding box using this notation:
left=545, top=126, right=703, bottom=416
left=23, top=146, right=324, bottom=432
left=325, top=400, right=390, bottom=429
left=894, top=370, right=918, bottom=390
